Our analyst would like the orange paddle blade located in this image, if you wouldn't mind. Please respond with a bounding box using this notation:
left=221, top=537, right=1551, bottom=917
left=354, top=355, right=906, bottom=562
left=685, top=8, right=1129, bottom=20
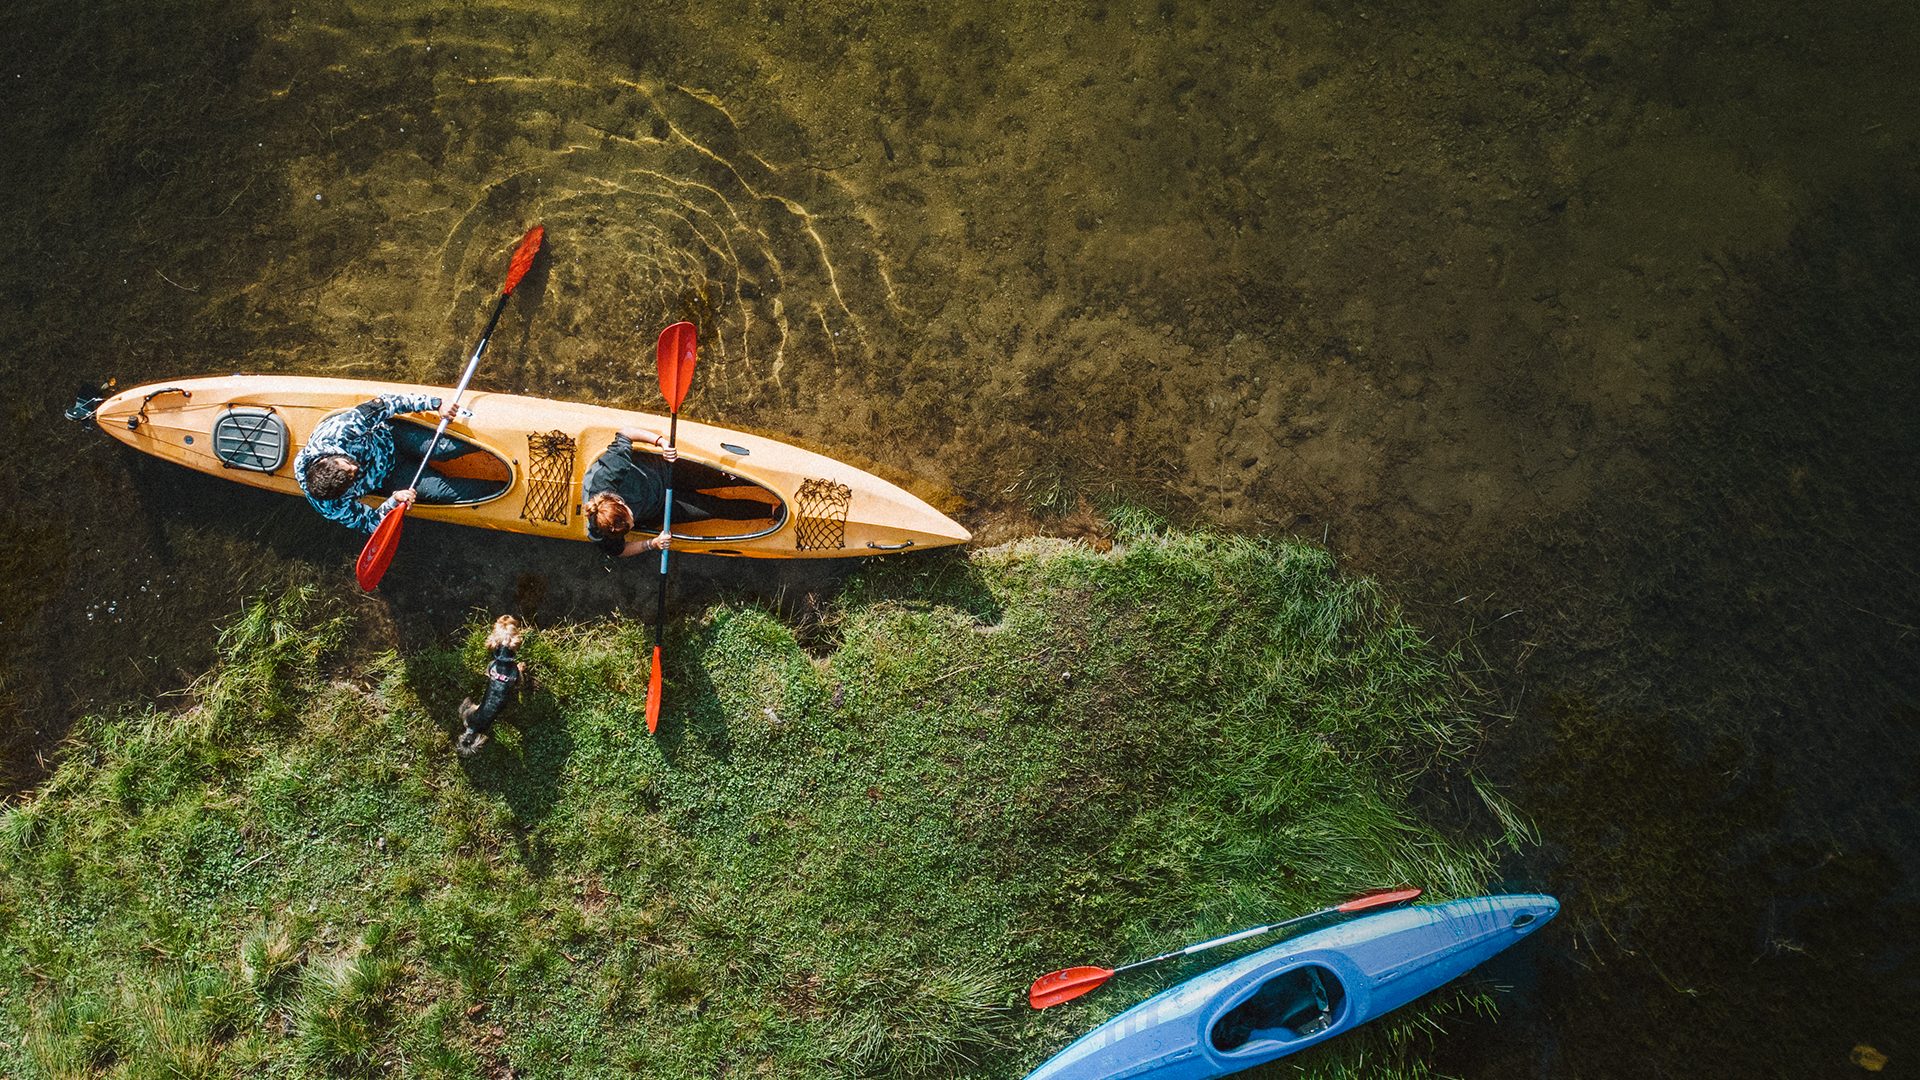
left=1336, top=887, right=1422, bottom=913
left=645, top=645, right=663, bottom=733
left=502, top=225, right=544, bottom=296
left=355, top=503, right=409, bottom=591
left=1029, top=966, right=1114, bottom=1010
left=655, top=322, right=697, bottom=411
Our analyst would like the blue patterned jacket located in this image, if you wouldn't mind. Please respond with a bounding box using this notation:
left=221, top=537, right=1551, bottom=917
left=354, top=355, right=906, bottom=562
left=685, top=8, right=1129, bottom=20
left=293, top=393, right=442, bottom=533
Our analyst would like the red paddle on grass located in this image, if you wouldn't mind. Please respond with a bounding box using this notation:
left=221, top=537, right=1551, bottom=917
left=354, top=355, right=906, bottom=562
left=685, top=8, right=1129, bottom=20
left=644, top=321, right=698, bottom=733
left=356, top=225, right=545, bottom=590
left=1027, top=887, right=1422, bottom=1009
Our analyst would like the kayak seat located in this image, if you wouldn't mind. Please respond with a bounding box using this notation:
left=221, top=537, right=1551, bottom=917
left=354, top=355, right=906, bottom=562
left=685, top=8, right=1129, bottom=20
left=213, top=407, right=289, bottom=473
left=1278, top=967, right=1334, bottom=1036
left=1211, top=965, right=1342, bottom=1052
left=432, top=448, right=511, bottom=483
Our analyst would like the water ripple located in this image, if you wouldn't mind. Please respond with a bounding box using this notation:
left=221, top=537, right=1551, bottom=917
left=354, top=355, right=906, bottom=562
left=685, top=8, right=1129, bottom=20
left=263, top=16, right=899, bottom=417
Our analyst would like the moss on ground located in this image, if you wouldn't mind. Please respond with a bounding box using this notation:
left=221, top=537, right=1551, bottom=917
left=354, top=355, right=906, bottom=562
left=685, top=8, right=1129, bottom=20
left=0, top=518, right=1525, bottom=1078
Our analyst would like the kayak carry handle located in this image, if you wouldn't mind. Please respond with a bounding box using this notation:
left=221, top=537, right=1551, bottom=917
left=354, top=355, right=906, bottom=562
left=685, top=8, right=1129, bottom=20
left=130, top=386, right=191, bottom=429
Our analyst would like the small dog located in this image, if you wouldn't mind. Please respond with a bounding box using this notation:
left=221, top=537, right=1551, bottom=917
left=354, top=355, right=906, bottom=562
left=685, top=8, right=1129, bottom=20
left=457, top=615, right=526, bottom=756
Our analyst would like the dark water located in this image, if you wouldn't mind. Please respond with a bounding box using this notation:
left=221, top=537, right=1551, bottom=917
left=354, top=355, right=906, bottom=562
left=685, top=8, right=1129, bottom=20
left=3, top=1, right=1917, bottom=1076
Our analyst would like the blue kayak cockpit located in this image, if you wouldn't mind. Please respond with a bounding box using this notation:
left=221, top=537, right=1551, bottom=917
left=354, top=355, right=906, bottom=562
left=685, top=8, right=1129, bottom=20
left=1210, top=964, right=1347, bottom=1053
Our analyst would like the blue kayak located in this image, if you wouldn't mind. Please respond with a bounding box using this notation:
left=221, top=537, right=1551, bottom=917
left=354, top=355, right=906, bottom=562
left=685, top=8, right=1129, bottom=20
left=1024, top=894, right=1558, bottom=1080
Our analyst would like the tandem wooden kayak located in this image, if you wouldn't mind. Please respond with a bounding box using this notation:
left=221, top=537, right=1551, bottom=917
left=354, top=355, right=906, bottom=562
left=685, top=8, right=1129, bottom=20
left=1024, top=895, right=1558, bottom=1080
left=84, top=375, right=970, bottom=558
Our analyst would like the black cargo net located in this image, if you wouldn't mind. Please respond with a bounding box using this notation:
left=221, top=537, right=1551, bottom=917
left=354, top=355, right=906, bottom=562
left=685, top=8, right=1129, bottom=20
left=794, top=477, right=851, bottom=551
left=521, top=431, right=576, bottom=524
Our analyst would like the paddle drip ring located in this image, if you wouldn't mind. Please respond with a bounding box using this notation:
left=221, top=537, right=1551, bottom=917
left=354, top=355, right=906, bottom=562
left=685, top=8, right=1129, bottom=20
left=522, top=431, right=576, bottom=524
left=794, top=478, right=851, bottom=551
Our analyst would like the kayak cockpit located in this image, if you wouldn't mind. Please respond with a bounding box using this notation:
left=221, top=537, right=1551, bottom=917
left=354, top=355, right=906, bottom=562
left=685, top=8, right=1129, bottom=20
left=667, top=456, right=788, bottom=542
left=1210, top=964, right=1347, bottom=1052
left=389, top=418, right=514, bottom=505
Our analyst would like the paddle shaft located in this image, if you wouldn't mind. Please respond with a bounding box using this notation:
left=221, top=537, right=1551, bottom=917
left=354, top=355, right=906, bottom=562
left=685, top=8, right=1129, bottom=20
left=355, top=225, right=541, bottom=593
left=1109, top=913, right=1323, bottom=977
left=401, top=289, right=513, bottom=491
left=1110, top=889, right=1420, bottom=976
left=1027, top=888, right=1420, bottom=1009
left=651, top=411, right=680, bottom=643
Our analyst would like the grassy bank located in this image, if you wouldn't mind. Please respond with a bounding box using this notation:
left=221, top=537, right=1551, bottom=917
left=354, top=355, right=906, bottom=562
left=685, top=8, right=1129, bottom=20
left=0, top=517, right=1528, bottom=1078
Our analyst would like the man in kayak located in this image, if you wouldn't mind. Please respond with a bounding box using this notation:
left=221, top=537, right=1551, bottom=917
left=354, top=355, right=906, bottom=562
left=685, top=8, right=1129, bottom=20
left=582, top=427, right=769, bottom=557
left=294, top=393, right=466, bottom=533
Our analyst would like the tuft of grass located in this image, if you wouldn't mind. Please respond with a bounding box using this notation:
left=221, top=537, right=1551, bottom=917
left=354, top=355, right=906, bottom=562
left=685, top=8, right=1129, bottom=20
left=999, top=460, right=1116, bottom=517
left=642, top=957, right=707, bottom=1011
left=292, top=937, right=405, bottom=1076
left=819, top=965, right=1013, bottom=1078
left=239, top=921, right=302, bottom=1003
left=25, top=986, right=122, bottom=1076
left=119, top=967, right=250, bottom=1080
left=196, top=584, right=349, bottom=735
left=0, top=523, right=1533, bottom=1078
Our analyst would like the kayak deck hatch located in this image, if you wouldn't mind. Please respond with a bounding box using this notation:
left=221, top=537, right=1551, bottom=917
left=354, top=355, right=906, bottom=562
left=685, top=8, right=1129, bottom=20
left=1211, top=964, right=1345, bottom=1052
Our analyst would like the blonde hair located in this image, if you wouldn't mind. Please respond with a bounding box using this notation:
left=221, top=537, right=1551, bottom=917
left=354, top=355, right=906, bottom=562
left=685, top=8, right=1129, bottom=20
left=486, top=614, right=524, bottom=651
left=586, top=490, right=634, bottom=535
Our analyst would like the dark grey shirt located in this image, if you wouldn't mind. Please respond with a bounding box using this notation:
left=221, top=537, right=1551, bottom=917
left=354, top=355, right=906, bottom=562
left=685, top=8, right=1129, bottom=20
left=582, top=433, right=667, bottom=554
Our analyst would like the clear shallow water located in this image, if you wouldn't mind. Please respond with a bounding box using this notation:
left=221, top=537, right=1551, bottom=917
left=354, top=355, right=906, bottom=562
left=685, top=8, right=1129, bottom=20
left=2, top=1, right=1916, bottom=1075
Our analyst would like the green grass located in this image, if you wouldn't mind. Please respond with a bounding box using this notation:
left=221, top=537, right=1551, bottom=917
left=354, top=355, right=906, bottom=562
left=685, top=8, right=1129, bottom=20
left=0, top=517, right=1526, bottom=1078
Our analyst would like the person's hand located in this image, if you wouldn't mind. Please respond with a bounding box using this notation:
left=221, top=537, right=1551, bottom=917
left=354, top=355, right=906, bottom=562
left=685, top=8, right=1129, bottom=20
left=440, top=400, right=461, bottom=421
left=649, top=533, right=673, bottom=551
left=392, top=488, right=417, bottom=507
left=661, top=444, right=677, bottom=463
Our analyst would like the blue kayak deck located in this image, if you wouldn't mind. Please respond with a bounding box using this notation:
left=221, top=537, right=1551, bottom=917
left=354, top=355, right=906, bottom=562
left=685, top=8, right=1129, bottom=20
left=1025, top=894, right=1558, bottom=1080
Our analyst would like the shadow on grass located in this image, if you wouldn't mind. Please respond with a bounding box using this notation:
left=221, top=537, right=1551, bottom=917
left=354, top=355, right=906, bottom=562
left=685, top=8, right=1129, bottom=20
left=456, top=693, right=574, bottom=852
left=400, top=641, right=574, bottom=849
left=652, top=622, right=733, bottom=764
left=839, top=548, right=1005, bottom=623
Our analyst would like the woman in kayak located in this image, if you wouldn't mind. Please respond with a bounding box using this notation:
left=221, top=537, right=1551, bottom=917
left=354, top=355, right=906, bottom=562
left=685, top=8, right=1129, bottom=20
left=582, top=427, right=770, bottom=557
left=294, top=393, right=468, bottom=533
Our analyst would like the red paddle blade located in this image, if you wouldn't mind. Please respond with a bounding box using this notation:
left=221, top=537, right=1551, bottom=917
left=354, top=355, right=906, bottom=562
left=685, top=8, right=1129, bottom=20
left=501, top=225, right=545, bottom=296
left=1029, top=966, right=1114, bottom=1010
left=655, top=322, right=698, bottom=411
left=645, top=645, right=663, bottom=733
left=354, top=503, right=409, bottom=591
left=1335, top=887, right=1422, bottom=913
